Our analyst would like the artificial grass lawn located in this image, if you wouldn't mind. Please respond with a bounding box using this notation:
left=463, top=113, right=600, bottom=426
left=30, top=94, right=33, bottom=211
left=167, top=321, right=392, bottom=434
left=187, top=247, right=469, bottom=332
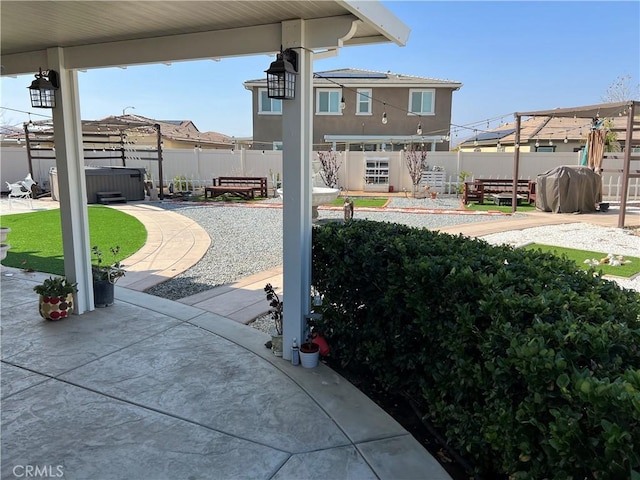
left=524, top=244, right=640, bottom=278
left=466, top=202, right=536, bottom=213
left=0, top=206, right=147, bottom=275
left=330, top=197, right=388, bottom=208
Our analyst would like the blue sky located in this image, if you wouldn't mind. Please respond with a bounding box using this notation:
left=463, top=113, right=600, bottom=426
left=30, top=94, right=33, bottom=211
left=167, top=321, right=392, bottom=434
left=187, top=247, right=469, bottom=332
left=1, top=1, right=638, bottom=145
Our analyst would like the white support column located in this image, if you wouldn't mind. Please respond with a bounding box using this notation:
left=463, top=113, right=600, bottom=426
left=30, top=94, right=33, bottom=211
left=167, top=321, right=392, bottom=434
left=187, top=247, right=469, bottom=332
left=48, top=47, right=94, bottom=314
left=281, top=20, right=312, bottom=360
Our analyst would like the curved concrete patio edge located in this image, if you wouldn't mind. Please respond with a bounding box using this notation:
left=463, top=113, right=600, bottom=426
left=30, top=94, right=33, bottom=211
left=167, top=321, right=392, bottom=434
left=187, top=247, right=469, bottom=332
left=108, top=203, right=211, bottom=292
left=114, top=285, right=452, bottom=479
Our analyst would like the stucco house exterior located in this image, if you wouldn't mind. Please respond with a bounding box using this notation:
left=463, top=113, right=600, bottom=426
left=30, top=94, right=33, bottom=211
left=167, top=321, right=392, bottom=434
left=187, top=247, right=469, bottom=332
left=244, top=68, right=461, bottom=152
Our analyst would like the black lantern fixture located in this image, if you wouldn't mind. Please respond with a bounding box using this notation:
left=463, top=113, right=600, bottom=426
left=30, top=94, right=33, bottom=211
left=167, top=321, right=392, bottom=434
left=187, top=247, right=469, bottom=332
left=266, top=47, right=298, bottom=100
left=28, top=68, right=60, bottom=108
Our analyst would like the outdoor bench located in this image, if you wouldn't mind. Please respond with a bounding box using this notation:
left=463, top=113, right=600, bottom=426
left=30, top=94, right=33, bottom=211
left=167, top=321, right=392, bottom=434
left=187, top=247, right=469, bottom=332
left=463, top=179, right=535, bottom=205
left=204, top=176, right=268, bottom=200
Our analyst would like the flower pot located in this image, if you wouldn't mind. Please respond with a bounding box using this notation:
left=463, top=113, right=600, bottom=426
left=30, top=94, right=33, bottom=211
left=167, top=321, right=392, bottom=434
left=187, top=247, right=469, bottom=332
left=93, top=279, right=115, bottom=307
left=271, top=334, right=283, bottom=357
left=0, top=243, right=10, bottom=261
left=430, top=192, right=438, bottom=199
left=0, top=227, right=10, bottom=242
left=39, top=293, right=74, bottom=321
left=299, top=342, right=320, bottom=368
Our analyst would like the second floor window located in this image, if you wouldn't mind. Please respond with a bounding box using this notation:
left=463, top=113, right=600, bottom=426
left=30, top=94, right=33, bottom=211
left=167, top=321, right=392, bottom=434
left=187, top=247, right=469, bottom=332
left=316, top=89, right=341, bottom=114
left=259, top=89, right=282, bottom=114
left=356, top=89, right=372, bottom=115
left=409, top=89, right=435, bottom=115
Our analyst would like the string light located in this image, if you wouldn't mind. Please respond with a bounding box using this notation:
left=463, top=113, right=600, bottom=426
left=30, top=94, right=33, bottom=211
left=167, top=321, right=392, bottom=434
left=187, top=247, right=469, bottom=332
left=340, top=96, right=346, bottom=111
left=564, top=136, right=568, bottom=143
left=535, top=138, right=540, bottom=148
left=382, top=103, right=388, bottom=124
left=416, top=122, right=422, bottom=135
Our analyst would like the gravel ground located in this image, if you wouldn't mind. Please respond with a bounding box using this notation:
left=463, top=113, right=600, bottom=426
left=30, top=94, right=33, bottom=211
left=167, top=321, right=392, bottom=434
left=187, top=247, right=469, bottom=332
left=145, top=197, right=639, bottom=302
left=145, top=196, right=522, bottom=299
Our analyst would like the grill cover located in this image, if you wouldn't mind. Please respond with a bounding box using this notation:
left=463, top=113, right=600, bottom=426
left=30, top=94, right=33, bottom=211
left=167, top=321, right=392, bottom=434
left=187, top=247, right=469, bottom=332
left=536, top=166, right=601, bottom=213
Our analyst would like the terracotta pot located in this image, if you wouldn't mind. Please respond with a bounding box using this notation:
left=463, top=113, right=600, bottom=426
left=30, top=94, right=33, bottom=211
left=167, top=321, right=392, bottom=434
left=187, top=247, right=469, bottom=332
left=299, top=342, right=320, bottom=368
left=39, top=293, right=74, bottom=321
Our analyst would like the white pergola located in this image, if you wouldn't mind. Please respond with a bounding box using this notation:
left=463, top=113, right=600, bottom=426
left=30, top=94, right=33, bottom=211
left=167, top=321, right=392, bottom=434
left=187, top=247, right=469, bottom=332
left=1, top=1, right=409, bottom=359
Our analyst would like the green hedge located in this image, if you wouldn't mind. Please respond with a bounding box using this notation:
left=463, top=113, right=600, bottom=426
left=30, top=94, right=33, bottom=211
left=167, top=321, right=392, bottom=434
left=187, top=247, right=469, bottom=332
left=312, top=220, right=640, bottom=478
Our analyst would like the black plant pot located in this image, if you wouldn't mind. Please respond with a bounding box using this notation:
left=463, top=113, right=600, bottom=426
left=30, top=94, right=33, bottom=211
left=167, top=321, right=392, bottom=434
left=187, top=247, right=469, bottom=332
left=93, top=279, right=115, bottom=307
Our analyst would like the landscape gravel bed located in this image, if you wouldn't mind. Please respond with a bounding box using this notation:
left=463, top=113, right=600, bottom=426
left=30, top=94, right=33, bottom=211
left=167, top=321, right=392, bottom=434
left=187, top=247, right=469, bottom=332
left=146, top=199, right=638, bottom=301
left=145, top=198, right=522, bottom=300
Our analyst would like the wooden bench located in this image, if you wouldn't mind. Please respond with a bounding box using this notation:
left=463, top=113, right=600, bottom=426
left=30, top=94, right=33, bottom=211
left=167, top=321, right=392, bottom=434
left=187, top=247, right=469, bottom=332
left=204, top=177, right=268, bottom=200
left=463, top=179, right=535, bottom=205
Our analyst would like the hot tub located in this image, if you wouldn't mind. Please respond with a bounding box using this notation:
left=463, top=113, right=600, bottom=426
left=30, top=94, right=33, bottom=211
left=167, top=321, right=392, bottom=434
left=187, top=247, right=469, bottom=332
left=51, top=166, right=146, bottom=204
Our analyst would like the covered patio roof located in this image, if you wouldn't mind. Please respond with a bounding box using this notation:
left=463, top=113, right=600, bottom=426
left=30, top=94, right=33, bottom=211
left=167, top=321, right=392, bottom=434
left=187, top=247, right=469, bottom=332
left=1, top=0, right=409, bottom=74
left=1, top=1, right=410, bottom=362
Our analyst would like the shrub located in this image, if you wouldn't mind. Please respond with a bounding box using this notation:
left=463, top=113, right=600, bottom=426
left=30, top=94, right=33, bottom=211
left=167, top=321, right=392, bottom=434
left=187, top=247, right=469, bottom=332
left=312, top=220, right=640, bottom=478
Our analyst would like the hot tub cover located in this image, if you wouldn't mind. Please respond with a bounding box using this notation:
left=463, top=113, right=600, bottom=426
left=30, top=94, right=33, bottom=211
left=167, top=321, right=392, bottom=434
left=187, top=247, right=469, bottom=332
left=536, top=165, right=601, bottom=213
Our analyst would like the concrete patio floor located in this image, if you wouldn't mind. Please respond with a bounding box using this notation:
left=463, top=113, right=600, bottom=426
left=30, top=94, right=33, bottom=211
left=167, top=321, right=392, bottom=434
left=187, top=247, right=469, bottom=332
left=2, top=196, right=637, bottom=479
left=1, top=266, right=450, bottom=480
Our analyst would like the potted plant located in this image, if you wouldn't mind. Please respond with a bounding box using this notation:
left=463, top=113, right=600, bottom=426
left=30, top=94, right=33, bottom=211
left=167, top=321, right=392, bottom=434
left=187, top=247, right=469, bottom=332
left=92, top=246, right=126, bottom=307
left=299, top=337, right=320, bottom=368
left=33, top=276, right=77, bottom=321
left=263, top=283, right=283, bottom=357
left=298, top=317, right=330, bottom=368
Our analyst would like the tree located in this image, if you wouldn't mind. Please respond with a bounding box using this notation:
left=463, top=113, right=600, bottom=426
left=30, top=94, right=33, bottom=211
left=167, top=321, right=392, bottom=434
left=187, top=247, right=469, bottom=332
left=316, top=149, right=342, bottom=188
left=404, top=145, right=428, bottom=197
left=602, top=75, right=640, bottom=103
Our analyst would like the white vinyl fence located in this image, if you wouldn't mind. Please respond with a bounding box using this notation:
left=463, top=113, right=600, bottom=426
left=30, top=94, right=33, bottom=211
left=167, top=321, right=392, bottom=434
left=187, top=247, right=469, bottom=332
left=1, top=147, right=638, bottom=201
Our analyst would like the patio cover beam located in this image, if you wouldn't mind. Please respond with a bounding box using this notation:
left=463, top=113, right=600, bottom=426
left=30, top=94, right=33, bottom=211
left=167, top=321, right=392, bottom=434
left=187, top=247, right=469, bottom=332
left=1, top=1, right=409, bottom=321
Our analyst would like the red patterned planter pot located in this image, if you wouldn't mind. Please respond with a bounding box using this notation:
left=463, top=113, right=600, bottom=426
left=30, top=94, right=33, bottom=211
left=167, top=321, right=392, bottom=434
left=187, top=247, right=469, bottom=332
left=39, top=294, right=74, bottom=321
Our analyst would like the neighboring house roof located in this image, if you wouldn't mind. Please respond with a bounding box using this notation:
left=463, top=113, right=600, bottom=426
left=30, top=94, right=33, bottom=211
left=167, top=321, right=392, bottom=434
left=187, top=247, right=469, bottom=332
left=459, top=116, right=628, bottom=147
left=9, top=115, right=233, bottom=148
left=244, top=68, right=462, bottom=89
left=95, top=114, right=232, bottom=147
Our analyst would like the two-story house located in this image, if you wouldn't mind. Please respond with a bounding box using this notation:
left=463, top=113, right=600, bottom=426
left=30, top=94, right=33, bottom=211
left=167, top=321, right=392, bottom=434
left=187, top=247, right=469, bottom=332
left=243, top=68, right=462, bottom=152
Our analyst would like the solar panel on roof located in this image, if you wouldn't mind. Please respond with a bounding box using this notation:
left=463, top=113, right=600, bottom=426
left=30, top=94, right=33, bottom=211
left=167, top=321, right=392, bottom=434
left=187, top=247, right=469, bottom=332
left=316, top=72, right=387, bottom=79
left=476, top=129, right=515, bottom=141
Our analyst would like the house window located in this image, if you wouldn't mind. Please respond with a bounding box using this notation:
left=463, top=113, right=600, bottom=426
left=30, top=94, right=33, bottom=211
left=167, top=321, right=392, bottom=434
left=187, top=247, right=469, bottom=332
left=259, top=89, right=282, bottom=114
left=408, top=89, right=435, bottom=115
left=535, top=145, right=556, bottom=152
left=356, top=89, right=372, bottom=115
left=273, top=141, right=283, bottom=151
left=316, top=89, right=341, bottom=114
left=365, top=158, right=389, bottom=184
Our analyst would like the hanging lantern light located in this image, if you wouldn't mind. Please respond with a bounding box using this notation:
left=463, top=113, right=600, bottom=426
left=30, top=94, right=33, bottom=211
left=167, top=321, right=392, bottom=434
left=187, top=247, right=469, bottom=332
left=265, top=47, right=298, bottom=100
left=27, top=68, right=60, bottom=108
